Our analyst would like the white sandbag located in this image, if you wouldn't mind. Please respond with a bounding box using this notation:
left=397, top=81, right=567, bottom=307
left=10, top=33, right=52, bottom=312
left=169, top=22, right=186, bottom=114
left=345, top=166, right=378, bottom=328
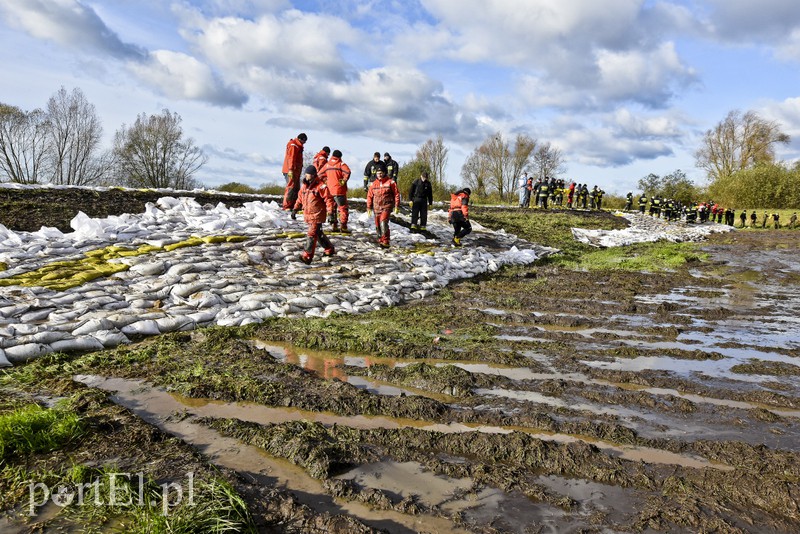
left=0, top=349, right=10, bottom=368
left=33, top=226, right=65, bottom=239
left=105, top=313, right=140, bottom=329
left=165, top=263, right=195, bottom=277
left=5, top=343, right=52, bottom=363
left=188, top=309, right=218, bottom=324
left=191, top=293, right=223, bottom=309
left=130, top=261, right=168, bottom=276
left=0, top=304, right=31, bottom=319
left=29, top=331, right=73, bottom=344
left=91, top=330, right=130, bottom=348
left=50, top=336, right=105, bottom=353
left=70, top=211, right=108, bottom=240
left=72, top=318, right=115, bottom=336
left=249, top=309, right=275, bottom=320
left=287, top=296, right=324, bottom=309
left=217, top=316, right=244, bottom=327
left=121, top=319, right=161, bottom=336
left=171, top=282, right=208, bottom=298
left=314, top=293, right=340, bottom=306
left=155, top=316, right=196, bottom=333
left=156, top=196, right=181, bottom=209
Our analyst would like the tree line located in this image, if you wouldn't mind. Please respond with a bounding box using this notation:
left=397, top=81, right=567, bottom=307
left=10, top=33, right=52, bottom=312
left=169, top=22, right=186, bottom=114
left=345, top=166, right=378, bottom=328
left=0, top=87, right=205, bottom=189
left=644, top=110, right=796, bottom=209
left=2, top=86, right=796, bottom=209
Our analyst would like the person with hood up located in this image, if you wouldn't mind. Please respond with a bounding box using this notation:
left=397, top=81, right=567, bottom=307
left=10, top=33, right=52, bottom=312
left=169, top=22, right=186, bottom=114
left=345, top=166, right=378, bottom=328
left=449, top=187, right=472, bottom=246
left=282, top=132, right=307, bottom=210
left=366, top=168, right=400, bottom=248
left=319, top=149, right=352, bottom=233
left=293, top=166, right=336, bottom=264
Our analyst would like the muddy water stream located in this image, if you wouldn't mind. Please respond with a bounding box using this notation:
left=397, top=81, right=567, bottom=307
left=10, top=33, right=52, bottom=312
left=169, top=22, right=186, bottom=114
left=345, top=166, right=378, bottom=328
left=72, top=375, right=466, bottom=534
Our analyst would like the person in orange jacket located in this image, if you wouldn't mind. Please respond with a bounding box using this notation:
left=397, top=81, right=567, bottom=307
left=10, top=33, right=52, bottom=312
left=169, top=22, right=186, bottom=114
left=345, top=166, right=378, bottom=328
left=319, top=149, right=352, bottom=232
left=293, top=166, right=335, bottom=264
left=313, top=146, right=330, bottom=173
left=282, top=133, right=307, bottom=210
left=366, top=168, right=400, bottom=248
left=449, top=188, right=472, bottom=246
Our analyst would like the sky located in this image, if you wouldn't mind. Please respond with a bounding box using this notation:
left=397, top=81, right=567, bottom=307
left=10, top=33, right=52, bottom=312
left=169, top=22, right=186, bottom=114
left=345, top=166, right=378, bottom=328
left=2, top=0, right=800, bottom=195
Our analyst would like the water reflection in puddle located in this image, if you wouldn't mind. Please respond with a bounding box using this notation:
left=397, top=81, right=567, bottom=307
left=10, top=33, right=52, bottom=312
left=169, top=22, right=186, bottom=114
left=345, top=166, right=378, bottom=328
left=71, top=375, right=466, bottom=534
left=74, top=375, right=729, bottom=471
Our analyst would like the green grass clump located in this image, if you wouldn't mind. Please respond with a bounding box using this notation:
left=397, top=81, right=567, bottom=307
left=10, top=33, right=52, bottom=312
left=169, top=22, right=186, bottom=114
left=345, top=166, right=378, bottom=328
left=130, top=477, right=255, bottom=534
left=560, top=241, right=707, bottom=272
left=472, top=208, right=627, bottom=263
left=0, top=403, right=84, bottom=462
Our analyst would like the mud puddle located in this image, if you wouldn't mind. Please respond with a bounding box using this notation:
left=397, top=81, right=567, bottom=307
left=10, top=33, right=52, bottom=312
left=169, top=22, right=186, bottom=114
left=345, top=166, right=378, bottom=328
left=72, top=375, right=464, bottom=534
left=75, top=374, right=729, bottom=473
left=335, top=460, right=561, bottom=531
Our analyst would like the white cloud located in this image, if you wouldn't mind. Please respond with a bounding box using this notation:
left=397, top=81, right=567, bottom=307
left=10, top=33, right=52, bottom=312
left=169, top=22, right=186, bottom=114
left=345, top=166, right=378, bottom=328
left=129, top=50, right=247, bottom=107
left=703, top=0, right=800, bottom=42
left=175, top=8, right=359, bottom=82
left=596, top=42, right=697, bottom=107
left=551, top=109, right=685, bottom=167
left=761, top=97, right=800, bottom=158
left=418, top=0, right=696, bottom=110
left=0, top=0, right=144, bottom=59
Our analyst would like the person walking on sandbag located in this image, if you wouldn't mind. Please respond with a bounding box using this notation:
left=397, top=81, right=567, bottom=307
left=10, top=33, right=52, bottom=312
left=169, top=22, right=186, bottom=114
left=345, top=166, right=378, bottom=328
left=293, top=166, right=336, bottom=264
left=366, top=168, right=400, bottom=249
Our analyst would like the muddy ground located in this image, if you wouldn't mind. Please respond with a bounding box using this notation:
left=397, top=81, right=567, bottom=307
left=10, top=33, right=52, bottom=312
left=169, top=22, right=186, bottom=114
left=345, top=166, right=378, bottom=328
left=1, top=188, right=799, bottom=533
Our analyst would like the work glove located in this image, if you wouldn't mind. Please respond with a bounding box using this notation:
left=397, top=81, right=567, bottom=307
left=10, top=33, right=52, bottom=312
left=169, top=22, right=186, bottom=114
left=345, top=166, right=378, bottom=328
left=408, top=201, right=413, bottom=208
left=290, top=210, right=297, bottom=220
left=367, top=210, right=372, bottom=217
left=394, top=207, right=399, bottom=214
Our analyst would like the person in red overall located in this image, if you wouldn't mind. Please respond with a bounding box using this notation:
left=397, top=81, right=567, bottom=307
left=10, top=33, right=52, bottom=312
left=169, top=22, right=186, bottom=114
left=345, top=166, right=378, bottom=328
left=313, top=146, right=330, bottom=173
left=366, top=168, right=400, bottom=248
left=567, top=182, right=575, bottom=209
left=282, top=133, right=307, bottom=210
left=293, top=166, right=335, bottom=264
left=449, top=188, right=472, bottom=246
left=319, top=149, right=352, bottom=232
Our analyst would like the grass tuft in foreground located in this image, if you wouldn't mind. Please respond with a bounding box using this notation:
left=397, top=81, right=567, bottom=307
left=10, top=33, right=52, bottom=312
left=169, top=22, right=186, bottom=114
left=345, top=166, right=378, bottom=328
left=0, top=402, right=84, bottom=463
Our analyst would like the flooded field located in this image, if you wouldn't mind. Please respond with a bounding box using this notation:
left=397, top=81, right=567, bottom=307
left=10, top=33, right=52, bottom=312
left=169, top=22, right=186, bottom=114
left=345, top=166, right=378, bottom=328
left=2, top=213, right=799, bottom=533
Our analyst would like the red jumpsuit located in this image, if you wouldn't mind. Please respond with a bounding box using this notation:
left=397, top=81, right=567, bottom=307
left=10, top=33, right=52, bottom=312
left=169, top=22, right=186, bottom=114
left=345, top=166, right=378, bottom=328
left=282, top=137, right=305, bottom=210
left=449, top=190, right=472, bottom=243
left=366, top=176, right=400, bottom=247
left=294, top=176, right=335, bottom=261
left=319, top=156, right=352, bottom=230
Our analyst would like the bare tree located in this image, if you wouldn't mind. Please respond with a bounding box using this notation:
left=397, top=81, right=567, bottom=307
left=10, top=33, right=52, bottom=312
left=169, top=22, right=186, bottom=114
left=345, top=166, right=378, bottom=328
left=113, top=109, right=207, bottom=189
left=46, top=87, right=111, bottom=185
left=532, top=141, right=565, bottom=180
left=460, top=150, right=490, bottom=197
left=415, top=135, right=449, bottom=191
left=0, top=104, right=50, bottom=184
left=460, top=133, right=537, bottom=200
left=695, top=109, right=790, bottom=182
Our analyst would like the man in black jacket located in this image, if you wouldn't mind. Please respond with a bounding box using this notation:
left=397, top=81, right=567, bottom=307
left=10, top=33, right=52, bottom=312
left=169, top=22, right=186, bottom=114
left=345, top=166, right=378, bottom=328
left=409, top=171, right=434, bottom=229
left=363, top=152, right=385, bottom=191
left=383, top=153, right=399, bottom=182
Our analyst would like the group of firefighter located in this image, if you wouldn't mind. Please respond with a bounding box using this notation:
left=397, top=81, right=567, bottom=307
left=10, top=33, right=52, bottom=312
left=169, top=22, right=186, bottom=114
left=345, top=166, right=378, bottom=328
left=626, top=192, right=797, bottom=229
left=518, top=173, right=607, bottom=210
left=279, top=133, right=472, bottom=264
